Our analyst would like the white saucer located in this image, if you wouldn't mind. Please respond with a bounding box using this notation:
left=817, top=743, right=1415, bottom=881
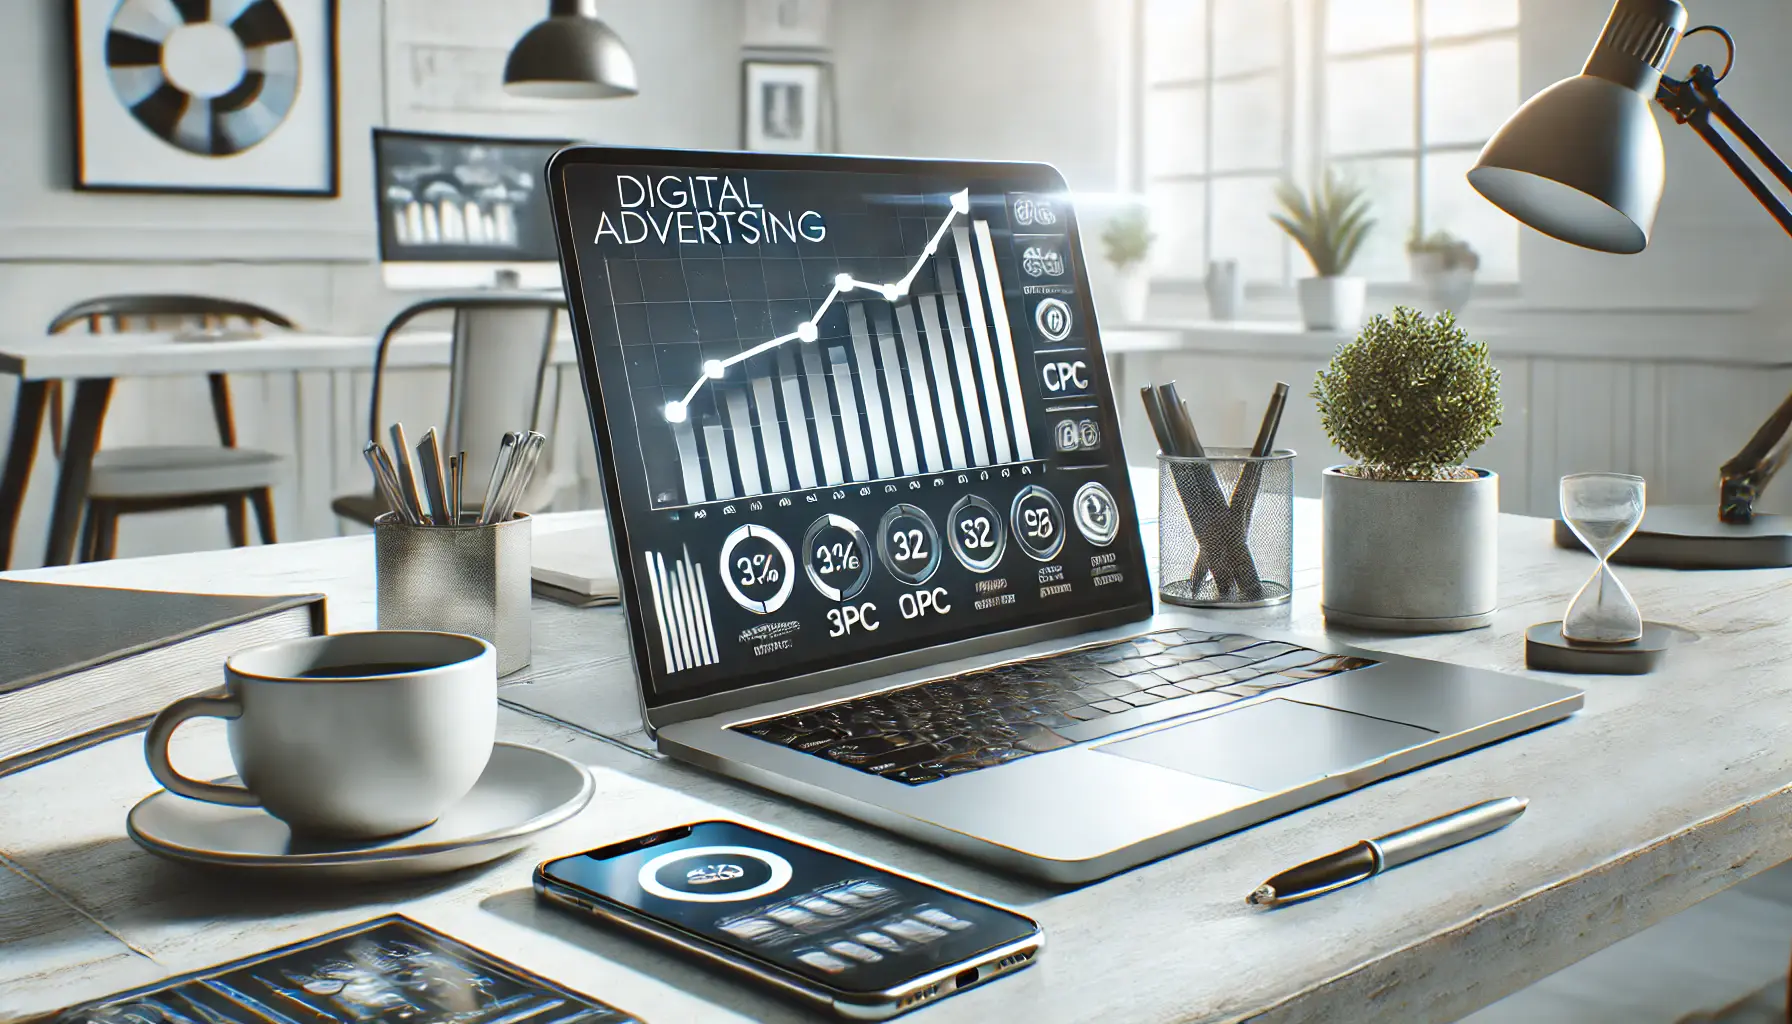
left=126, top=742, right=594, bottom=882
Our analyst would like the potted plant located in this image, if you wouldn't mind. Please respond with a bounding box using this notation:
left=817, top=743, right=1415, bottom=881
left=1312, top=306, right=1503, bottom=632
left=1271, top=170, right=1374, bottom=332
left=1100, top=206, right=1155, bottom=322
left=1407, top=230, right=1480, bottom=313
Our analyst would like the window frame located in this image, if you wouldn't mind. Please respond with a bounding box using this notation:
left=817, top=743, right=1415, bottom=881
left=1134, top=0, right=1520, bottom=287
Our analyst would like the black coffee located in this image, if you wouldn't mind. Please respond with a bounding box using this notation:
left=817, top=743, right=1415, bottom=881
left=295, top=662, right=440, bottom=679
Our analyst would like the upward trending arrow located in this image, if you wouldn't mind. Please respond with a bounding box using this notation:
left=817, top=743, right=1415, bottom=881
left=664, top=188, right=973, bottom=424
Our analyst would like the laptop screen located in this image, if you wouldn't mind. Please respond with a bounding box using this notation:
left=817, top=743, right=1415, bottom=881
left=549, top=148, right=1153, bottom=709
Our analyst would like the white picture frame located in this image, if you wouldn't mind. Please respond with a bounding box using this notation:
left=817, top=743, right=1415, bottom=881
left=742, top=60, right=829, bottom=154
left=741, top=0, right=832, bottom=50
left=71, top=0, right=339, bottom=196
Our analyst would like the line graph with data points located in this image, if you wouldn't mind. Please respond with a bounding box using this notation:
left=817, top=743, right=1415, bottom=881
left=663, top=188, right=972, bottom=424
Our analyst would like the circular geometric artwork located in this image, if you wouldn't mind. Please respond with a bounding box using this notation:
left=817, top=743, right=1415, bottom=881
left=104, top=0, right=301, bottom=157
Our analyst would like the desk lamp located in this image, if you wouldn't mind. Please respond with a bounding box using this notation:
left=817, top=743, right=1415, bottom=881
left=505, top=0, right=639, bottom=99
left=1469, top=0, right=1792, bottom=569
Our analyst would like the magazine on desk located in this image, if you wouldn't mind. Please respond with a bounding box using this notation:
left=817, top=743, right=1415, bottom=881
left=39, top=915, right=640, bottom=1024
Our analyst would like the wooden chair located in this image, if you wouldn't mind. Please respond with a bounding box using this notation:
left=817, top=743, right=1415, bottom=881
left=46, top=295, right=293, bottom=561
left=332, top=294, right=566, bottom=526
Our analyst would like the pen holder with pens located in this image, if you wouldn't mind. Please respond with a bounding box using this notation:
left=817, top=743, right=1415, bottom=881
left=1158, top=448, right=1295, bottom=608
left=375, top=511, right=533, bottom=676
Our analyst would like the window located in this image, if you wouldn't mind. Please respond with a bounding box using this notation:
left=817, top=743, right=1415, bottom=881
left=1139, top=0, right=1520, bottom=284
left=1141, top=0, right=1294, bottom=285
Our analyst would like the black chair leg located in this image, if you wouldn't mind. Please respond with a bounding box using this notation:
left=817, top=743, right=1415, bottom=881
left=225, top=497, right=249, bottom=548
left=77, top=504, right=99, bottom=563
left=249, top=488, right=277, bottom=545
left=92, top=503, right=118, bottom=561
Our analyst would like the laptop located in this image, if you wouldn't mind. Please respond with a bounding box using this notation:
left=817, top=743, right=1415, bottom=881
left=544, top=146, right=1583, bottom=884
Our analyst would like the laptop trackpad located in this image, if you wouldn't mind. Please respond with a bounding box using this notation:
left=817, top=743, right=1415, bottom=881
left=1096, top=698, right=1437, bottom=793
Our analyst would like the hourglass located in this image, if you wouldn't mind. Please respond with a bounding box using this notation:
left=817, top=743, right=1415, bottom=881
left=1527, top=472, right=1676, bottom=674
left=1560, top=473, right=1645, bottom=642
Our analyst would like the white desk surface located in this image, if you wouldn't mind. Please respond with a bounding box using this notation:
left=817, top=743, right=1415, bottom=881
left=0, top=328, right=1178, bottom=382
left=0, top=330, right=581, bottom=381
left=5, top=485, right=1792, bottom=1023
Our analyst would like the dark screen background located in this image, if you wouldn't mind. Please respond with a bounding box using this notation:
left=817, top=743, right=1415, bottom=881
left=554, top=154, right=1152, bottom=708
left=542, top=821, right=1038, bottom=995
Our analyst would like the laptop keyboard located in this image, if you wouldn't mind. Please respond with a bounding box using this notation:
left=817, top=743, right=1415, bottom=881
left=733, top=628, right=1377, bottom=785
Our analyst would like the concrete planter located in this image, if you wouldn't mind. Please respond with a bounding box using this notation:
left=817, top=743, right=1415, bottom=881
left=1296, top=276, right=1366, bottom=332
left=1321, top=466, right=1498, bottom=632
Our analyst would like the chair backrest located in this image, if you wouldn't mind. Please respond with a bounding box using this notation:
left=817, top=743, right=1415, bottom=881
left=48, top=294, right=297, bottom=335
left=44, top=295, right=297, bottom=453
left=368, top=294, right=566, bottom=508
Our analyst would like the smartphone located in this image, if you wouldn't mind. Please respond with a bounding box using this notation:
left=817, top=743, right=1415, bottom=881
left=534, top=820, right=1043, bottom=1020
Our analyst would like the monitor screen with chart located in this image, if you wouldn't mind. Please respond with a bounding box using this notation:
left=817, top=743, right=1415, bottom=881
left=548, top=149, right=1153, bottom=706
left=373, top=128, right=568, bottom=290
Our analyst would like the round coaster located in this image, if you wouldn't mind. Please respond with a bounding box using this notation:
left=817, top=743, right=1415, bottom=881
left=1524, top=621, right=1680, bottom=675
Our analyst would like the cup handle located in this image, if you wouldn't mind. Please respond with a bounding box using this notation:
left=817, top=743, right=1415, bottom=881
left=144, top=694, right=261, bottom=807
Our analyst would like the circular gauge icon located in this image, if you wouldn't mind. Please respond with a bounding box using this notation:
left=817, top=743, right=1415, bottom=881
left=637, top=845, right=794, bottom=904
left=1011, top=485, right=1066, bottom=561
left=1073, top=481, right=1121, bottom=546
left=947, top=495, right=1005, bottom=573
left=802, top=514, right=874, bottom=602
left=719, top=525, right=796, bottom=614
left=878, top=504, right=941, bottom=585
left=1034, top=297, right=1073, bottom=342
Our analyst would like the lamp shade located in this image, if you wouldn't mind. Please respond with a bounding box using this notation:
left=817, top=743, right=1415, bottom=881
left=505, top=0, right=639, bottom=100
left=1467, top=0, right=1687, bottom=253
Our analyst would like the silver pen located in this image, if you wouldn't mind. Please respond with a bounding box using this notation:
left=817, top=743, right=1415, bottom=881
left=493, top=431, right=547, bottom=521
left=479, top=432, right=523, bottom=525
left=1247, top=797, right=1528, bottom=907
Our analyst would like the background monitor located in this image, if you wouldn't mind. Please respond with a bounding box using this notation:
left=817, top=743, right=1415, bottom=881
left=373, top=128, right=569, bottom=290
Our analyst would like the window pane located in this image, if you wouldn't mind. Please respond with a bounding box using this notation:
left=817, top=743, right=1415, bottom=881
left=1326, top=0, right=1414, bottom=54
left=1146, top=180, right=1207, bottom=275
left=1325, top=54, right=1415, bottom=155
left=1145, top=0, right=1207, bottom=83
left=1422, top=150, right=1518, bottom=281
left=1145, top=85, right=1207, bottom=177
left=1210, top=176, right=1285, bottom=283
left=1424, top=37, right=1519, bottom=146
left=1214, top=0, right=1284, bottom=75
left=1211, top=75, right=1283, bottom=172
left=1425, top=0, right=1517, bottom=39
left=1325, top=158, right=1414, bottom=281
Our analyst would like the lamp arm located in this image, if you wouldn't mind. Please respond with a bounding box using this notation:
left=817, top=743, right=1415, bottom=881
left=1656, top=64, right=1792, bottom=237
left=1656, top=60, right=1792, bottom=522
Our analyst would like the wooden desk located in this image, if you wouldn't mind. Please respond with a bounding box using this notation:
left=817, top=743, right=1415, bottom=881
left=0, top=327, right=1174, bottom=570
left=7, top=494, right=1792, bottom=1022
left=0, top=331, right=580, bottom=569
left=0, top=331, right=580, bottom=570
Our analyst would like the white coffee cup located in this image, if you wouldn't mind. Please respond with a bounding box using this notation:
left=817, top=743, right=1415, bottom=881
left=144, top=631, right=497, bottom=839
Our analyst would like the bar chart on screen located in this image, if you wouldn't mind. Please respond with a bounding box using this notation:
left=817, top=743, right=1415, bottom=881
left=619, top=188, right=1043, bottom=510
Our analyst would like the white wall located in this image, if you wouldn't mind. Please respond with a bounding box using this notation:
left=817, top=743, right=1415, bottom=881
left=832, top=0, right=1134, bottom=193
left=0, top=0, right=743, bottom=566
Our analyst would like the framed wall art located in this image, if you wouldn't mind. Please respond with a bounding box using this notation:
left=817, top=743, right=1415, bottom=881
left=69, top=0, right=340, bottom=196
left=741, top=59, right=833, bottom=154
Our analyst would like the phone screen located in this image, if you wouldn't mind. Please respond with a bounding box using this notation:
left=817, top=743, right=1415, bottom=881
left=539, top=821, right=1039, bottom=995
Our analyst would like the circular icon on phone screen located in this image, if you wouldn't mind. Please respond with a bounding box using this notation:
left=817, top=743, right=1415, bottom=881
left=637, top=845, right=794, bottom=903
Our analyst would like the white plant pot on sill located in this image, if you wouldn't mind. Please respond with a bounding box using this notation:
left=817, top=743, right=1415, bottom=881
left=1296, top=276, right=1366, bottom=332
left=1321, top=466, right=1499, bottom=632
left=1114, top=264, right=1151, bottom=323
left=1424, top=267, right=1476, bottom=314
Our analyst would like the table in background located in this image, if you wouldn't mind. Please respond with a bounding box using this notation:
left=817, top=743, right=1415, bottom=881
left=7, top=481, right=1792, bottom=1021
left=0, top=331, right=580, bottom=569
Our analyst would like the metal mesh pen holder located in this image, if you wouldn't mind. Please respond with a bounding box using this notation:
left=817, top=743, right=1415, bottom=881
left=1157, top=449, right=1295, bottom=609
left=375, top=512, right=533, bottom=676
